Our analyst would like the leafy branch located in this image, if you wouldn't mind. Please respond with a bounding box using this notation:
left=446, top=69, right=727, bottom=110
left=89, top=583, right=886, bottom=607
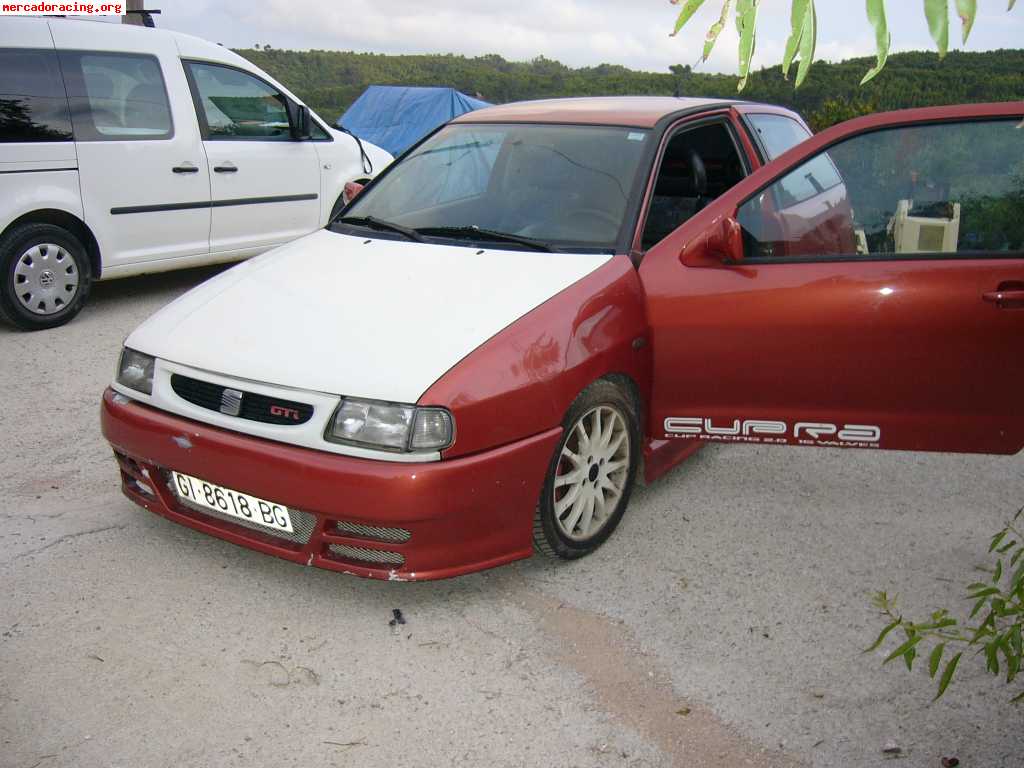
left=866, top=507, right=1024, bottom=702
left=670, top=0, right=1020, bottom=90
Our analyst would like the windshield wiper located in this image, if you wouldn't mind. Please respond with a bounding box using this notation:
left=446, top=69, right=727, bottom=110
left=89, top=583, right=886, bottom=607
left=414, top=225, right=557, bottom=252
left=335, top=215, right=425, bottom=243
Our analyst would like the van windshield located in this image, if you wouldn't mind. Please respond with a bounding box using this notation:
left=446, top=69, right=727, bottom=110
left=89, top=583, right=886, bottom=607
left=335, top=123, right=651, bottom=252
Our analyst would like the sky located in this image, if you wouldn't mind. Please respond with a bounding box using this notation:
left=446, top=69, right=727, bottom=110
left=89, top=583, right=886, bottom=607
left=143, top=0, right=1022, bottom=74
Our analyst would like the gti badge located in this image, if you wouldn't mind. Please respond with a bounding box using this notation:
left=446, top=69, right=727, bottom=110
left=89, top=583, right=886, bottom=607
left=220, top=388, right=243, bottom=416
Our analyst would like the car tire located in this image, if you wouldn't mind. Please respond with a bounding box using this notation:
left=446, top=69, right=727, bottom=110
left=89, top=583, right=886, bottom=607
left=0, top=223, right=92, bottom=331
left=533, top=379, right=640, bottom=560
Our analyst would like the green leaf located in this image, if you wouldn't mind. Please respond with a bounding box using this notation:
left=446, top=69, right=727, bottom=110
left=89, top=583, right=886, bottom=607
left=994, top=559, right=1004, bottom=583
left=1009, top=0, right=1018, bottom=11
left=970, top=596, right=989, bottom=619
left=955, top=0, right=977, bottom=42
left=865, top=619, right=901, bottom=652
left=935, top=652, right=962, bottom=699
left=861, top=0, right=891, bottom=84
left=904, top=645, right=917, bottom=671
left=883, top=634, right=922, bottom=665
left=925, top=0, right=950, bottom=58
left=795, top=1, right=817, bottom=87
left=702, top=0, right=734, bottom=63
left=1012, top=689, right=1024, bottom=703
left=782, top=0, right=810, bottom=79
left=986, top=641, right=1001, bottom=674
left=969, top=586, right=1001, bottom=600
left=671, top=0, right=709, bottom=37
left=998, top=540, right=1017, bottom=554
left=736, top=0, right=761, bottom=91
left=929, top=642, right=946, bottom=678
left=990, top=529, right=1008, bottom=552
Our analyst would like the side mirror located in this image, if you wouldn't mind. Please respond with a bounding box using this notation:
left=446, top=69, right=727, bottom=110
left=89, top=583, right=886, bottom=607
left=680, top=213, right=744, bottom=267
left=290, top=104, right=312, bottom=140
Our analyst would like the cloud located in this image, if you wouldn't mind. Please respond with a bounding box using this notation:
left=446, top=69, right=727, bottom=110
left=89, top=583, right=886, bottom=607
left=158, top=0, right=1018, bottom=74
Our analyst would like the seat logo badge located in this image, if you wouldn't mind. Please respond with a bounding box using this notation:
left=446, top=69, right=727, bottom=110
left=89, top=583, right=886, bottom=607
left=220, top=388, right=243, bottom=416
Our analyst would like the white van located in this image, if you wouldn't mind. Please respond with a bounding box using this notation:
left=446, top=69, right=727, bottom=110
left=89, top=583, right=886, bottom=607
left=0, top=16, right=392, bottom=330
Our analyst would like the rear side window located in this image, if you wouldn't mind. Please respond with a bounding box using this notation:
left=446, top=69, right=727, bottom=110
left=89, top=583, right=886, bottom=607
left=59, top=51, right=173, bottom=141
left=0, top=48, right=73, bottom=142
left=185, top=62, right=291, bottom=141
left=747, top=114, right=811, bottom=160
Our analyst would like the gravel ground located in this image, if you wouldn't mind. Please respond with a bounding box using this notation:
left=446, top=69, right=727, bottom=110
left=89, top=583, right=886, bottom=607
left=1, top=265, right=1022, bottom=768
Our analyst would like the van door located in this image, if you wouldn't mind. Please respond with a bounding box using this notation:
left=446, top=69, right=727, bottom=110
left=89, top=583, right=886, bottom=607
left=47, top=22, right=211, bottom=272
left=640, top=103, right=1024, bottom=456
left=183, top=61, right=320, bottom=257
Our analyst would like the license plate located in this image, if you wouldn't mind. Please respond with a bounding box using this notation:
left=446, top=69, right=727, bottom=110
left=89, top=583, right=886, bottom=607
left=171, top=471, right=293, bottom=533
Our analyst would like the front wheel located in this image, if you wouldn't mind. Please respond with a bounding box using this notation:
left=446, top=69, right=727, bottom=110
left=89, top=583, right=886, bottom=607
left=0, top=223, right=92, bottom=330
left=533, top=380, right=640, bottom=559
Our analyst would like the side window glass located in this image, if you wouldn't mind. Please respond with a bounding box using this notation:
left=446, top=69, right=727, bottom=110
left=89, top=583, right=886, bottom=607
left=747, top=113, right=811, bottom=160
left=60, top=51, right=172, bottom=141
left=738, top=119, right=1024, bottom=260
left=310, top=119, right=329, bottom=141
left=0, top=48, right=73, bottom=142
left=187, top=62, right=291, bottom=141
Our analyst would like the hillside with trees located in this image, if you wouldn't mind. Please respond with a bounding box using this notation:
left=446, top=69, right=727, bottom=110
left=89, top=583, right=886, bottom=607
left=235, top=47, right=1023, bottom=132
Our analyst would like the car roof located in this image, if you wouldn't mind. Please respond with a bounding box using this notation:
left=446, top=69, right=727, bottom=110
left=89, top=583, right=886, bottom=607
left=452, top=96, right=740, bottom=128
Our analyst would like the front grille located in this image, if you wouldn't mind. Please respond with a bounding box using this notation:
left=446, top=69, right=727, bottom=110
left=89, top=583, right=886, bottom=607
left=334, top=520, right=411, bottom=543
left=328, top=544, right=405, bottom=566
left=170, top=374, right=314, bottom=426
left=171, top=486, right=318, bottom=546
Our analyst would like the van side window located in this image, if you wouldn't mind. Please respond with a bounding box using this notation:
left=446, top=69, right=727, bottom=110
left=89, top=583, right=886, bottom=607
left=186, top=62, right=291, bottom=141
left=59, top=51, right=172, bottom=141
left=0, top=48, right=73, bottom=142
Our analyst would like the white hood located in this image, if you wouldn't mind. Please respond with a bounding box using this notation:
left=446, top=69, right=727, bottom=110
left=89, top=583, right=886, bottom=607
left=126, top=230, right=611, bottom=404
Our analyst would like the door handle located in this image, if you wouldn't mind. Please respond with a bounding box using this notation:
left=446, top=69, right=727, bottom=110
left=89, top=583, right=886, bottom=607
left=172, top=163, right=199, bottom=174
left=214, top=163, right=238, bottom=173
left=983, top=290, right=1024, bottom=306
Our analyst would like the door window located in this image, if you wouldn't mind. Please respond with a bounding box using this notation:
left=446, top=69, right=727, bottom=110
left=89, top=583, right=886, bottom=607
left=186, top=62, right=291, bottom=141
left=59, top=52, right=172, bottom=141
left=0, top=48, right=72, bottom=142
left=737, top=119, right=1024, bottom=261
left=641, top=121, right=746, bottom=249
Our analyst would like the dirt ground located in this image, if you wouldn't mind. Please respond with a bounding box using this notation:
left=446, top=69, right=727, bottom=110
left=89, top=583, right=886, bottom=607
left=2, top=265, right=1022, bottom=768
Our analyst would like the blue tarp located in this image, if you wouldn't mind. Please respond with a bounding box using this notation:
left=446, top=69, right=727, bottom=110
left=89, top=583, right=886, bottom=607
left=336, top=85, right=491, bottom=157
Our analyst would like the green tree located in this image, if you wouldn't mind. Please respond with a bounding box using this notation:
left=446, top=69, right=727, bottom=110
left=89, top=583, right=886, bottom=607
left=670, top=0, right=1020, bottom=90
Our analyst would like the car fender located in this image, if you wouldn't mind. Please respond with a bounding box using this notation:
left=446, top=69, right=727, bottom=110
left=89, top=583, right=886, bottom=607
left=420, top=255, right=652, bottom=459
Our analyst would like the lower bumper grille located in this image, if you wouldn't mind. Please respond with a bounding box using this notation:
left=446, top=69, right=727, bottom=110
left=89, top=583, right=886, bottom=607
left=334, top=520, right=411, bottom=543
left=328, top=544, right=405, bottom=566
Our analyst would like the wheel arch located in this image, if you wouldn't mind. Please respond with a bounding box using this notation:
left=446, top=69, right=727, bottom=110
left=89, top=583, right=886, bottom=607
left=2, top=209, right=102, bottom=280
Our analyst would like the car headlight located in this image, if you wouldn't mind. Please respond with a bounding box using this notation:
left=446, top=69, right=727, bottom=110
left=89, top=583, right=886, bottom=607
left=116, top=348, right=155, bottom=395
left=326, top=398, right=454, bottom=453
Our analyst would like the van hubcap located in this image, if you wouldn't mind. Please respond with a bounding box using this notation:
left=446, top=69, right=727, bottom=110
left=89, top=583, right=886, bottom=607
left=13, top=243, right=79, bottom=316
left=552, top=405, right=630, bottom=542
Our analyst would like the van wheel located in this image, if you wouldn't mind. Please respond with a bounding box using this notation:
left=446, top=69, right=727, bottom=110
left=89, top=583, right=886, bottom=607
left=0, top=223, right=92, bottom=331
left=533, top=380, right=640, bottom=560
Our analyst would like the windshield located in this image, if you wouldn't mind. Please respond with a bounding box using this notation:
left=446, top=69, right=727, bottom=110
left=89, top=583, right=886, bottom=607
left=336, top=123, right=651, bottom=251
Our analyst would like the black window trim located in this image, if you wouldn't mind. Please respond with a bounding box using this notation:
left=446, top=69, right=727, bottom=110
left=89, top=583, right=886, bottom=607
left=181, top=58, right=324, bottom=143
left=59, top=48, right=175, bottom=142
left=0, top=45, right=74, bottom=143
left=733, top=114, right=1024, bottom=266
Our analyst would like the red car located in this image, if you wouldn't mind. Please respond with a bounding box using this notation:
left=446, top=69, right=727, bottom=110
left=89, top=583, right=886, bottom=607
left=101, top=97, right=1024, bottom=580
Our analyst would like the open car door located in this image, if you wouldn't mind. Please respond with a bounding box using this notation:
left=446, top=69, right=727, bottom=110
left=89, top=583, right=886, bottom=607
left=639, top=102, right=1024, bottom=455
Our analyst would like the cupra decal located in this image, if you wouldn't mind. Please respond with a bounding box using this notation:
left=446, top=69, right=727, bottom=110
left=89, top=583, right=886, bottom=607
left=664, top=417, right=881, bottom=448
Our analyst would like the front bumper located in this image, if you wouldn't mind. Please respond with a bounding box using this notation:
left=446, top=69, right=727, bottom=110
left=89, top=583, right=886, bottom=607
left=100, top=388, right=561, bottom=581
